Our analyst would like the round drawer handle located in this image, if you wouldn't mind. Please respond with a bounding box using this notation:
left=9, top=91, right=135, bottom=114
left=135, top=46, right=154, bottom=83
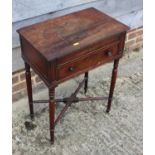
left=107, top=51, right=112, bottom=57
left=68, top=67, right=75, bottom=72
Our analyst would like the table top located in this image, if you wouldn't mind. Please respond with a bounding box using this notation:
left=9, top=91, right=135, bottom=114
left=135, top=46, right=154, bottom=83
left=18, top=7, right=129, bottom=61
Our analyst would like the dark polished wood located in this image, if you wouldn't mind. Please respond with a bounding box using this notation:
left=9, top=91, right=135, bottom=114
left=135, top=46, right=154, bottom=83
left=25, top=62, right=34, bottom=120
left=49, top=87, right=55, bottom=144
left=106, top=59, right=120, bottom=113
left=17, top=7, right=129, bottom=144
left=84, top=72, right=89, bottom=94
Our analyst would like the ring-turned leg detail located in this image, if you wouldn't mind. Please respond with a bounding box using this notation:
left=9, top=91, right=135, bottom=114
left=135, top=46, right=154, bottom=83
left=106, top=59, right=119, bottom=113
left=49, top=87, right=55, bottom=144
left=25, top=62, right=34, bottom=120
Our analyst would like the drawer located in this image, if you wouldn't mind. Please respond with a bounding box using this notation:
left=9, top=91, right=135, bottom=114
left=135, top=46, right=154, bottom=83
left=57, top=36, right=120, bottom=65
left=57, top=43, right=119, bottom=81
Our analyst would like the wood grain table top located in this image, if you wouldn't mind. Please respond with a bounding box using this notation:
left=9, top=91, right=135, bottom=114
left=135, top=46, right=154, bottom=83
left=17, top=7, right=129, bottom=61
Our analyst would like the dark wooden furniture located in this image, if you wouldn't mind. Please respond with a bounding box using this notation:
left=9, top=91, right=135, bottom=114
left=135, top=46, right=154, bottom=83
left=17, top=8, right=129, bottom=144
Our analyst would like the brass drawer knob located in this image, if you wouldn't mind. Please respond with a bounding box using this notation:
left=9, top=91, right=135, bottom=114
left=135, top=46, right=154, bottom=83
left=107, top=51, right=112, bottom=56
left=68, top=67, right=75, bottom=72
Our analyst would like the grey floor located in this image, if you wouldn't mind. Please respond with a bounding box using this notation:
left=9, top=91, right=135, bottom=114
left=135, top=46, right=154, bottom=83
left=13, top=50, right=143, bottom=155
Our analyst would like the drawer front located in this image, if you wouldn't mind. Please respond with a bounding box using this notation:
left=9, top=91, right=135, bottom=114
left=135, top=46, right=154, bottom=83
left=57, top=43, right=119, bottom=81
left=57, top=36, right=120, bottom=65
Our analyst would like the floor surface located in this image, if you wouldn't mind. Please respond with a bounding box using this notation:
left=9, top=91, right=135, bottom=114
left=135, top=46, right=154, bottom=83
left=13, top=50, right=143, bottom=155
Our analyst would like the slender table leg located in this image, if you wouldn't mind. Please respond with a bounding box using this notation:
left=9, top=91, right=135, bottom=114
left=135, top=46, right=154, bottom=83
left=84, top=72, right=89, bottom=94
left=106, top=59, right=119, bottom=113
left=49, top=87, right=55, bottom=144
left=25, top=62, right=34, bottom=120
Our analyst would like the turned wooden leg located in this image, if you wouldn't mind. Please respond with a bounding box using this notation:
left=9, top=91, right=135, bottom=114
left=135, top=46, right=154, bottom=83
left=25, top=62, right=34, bottom=120
left=84, top=72, right=89, bottom=94
left=106, top=59, right=119, bottom=113
left=49, top=87, right=55, bottom=144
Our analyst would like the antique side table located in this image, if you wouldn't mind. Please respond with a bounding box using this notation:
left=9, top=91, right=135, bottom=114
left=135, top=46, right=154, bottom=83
left=17, top=8, right=129, bottom=144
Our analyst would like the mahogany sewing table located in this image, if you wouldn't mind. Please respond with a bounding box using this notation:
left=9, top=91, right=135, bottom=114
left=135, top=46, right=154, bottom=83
left=17, top=8, right=129, bottom=144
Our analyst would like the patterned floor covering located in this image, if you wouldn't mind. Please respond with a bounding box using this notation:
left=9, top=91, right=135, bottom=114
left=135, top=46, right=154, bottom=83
left=13, top=69, right=143, bottom=155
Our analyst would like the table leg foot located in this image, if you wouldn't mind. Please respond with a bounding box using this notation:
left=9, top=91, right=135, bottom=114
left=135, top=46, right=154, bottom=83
left=106, top=59, right=119, bottom=113
left=106, top=99, right=112, bottom=113
left=30, top=113, right=34, bottom=120
left=50, top=129, right=54, bottom=144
